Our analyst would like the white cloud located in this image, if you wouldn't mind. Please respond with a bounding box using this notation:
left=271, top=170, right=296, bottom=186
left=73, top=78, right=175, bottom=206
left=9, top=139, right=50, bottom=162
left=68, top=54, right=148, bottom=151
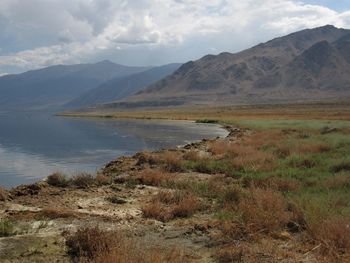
left=0, top=0, right=350, bottom=71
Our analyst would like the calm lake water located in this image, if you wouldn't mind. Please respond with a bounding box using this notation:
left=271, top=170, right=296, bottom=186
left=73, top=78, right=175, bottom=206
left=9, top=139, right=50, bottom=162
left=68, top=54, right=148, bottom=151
left=0, top=112, right=227, bottom=188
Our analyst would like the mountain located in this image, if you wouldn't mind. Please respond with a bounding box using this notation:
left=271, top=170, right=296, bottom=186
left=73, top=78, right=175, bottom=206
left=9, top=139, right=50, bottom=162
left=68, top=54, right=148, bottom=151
left=102, top=25, right=350, bottom=108
left=0, top=60, right=148, bottom=110
left=65, top=63, right=181, bottom=109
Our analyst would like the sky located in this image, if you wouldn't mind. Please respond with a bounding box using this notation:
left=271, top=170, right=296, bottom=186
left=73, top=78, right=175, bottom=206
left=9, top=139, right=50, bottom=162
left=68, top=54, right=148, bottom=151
left=0, top=0, right=350, bottom=75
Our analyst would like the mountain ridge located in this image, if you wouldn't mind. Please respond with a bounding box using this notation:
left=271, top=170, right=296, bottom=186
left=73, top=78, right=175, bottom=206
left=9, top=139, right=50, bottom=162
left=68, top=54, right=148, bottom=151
left=101, top=25, right=350, bottom=108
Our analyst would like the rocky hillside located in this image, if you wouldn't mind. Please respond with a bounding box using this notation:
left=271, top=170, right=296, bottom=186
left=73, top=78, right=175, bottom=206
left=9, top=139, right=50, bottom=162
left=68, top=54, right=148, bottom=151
left=104, top=25, right=350, bottom=108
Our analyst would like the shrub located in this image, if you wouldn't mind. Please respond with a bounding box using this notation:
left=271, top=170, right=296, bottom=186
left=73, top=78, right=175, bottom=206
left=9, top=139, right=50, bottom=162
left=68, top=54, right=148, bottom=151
left=219, top=187, right=241, bottom=208
left=308, top=217, right=350, bottom=258
left=209, top=140, right=235, bottom=156
left=230, top=150, right=276, bottom=172
left=185, top=159, right=233, bottom=175
left=245, top=177, right=300, bottom=192
left=47, top=172, right=68, bottom=187
left=0, top=219, right=16, bottom=237
left=161, top=151, right=184, bottom=172
left=138, top=169, right=169, bottom=186
left=238, top=188, right=292, bottom=233
left=183, top=150, right=202, bottom=161
left=141, top=201, right=171, bottom=222
left=135, top=151, right=158, bottom=166
left=65, top=226, right=116, bottom=260
left=65, top=226, right=189, bottom=263
left=95, top=174, right=110, bottom=186
left=215, top=246, right=243, bottom=263
left=71, top=173, right=95, bottom=189
left=142, top=190, right=199, bottom=222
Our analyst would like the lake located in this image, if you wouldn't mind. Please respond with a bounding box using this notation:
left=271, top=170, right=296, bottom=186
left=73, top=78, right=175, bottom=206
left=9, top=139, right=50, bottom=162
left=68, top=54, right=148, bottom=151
left=0, top=112, right=227, bottom=188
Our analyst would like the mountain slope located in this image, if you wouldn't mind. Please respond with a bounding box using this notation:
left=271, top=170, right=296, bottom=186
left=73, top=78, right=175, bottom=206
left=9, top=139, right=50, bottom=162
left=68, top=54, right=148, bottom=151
left=106, top=25, right=350, bottom=108
left=65, top=63, right=181, bottom=108
left=0, top=60, right=148, bottom=110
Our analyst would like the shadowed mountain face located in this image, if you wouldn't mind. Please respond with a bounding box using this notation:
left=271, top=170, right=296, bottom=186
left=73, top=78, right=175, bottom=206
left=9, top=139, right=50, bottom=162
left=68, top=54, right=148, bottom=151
left=104, top=25, right=350, bottom=108
left=0, top=60, right=148, bottom=110
left=65, top=63, right=181, bottom=109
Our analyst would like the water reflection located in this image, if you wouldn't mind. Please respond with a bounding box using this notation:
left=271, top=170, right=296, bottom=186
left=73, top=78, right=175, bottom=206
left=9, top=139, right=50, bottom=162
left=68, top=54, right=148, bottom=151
left=0, top=112, right=227, bottom=188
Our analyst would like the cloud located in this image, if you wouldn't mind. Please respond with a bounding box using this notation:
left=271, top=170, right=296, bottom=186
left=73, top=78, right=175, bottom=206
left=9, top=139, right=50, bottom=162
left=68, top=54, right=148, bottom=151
left=0, top=0, right=350, bottom=72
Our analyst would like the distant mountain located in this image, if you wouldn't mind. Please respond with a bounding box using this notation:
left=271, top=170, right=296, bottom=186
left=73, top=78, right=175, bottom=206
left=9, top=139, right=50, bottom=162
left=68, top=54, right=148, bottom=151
left=0, top=60, right=148, bottom=110
left=65, top=63, right=181, bottom=109
left=102, top=25, right=350, bottom=108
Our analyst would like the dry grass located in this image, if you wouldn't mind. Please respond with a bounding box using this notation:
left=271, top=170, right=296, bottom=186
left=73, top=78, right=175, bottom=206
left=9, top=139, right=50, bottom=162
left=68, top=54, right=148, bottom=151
left=324, top=174, right=350, bottom=189
left=95, top=174, right=110, bottom=186
left=308, top=218, right=350, bottom=260
left=296, top=142, right=331, bottom=154
left=65, top=226, right=116, bottom=261
left=209, top=138, right=277, bottom=172
left=243, top=177, right=301, bottom=192
left=65, top=226, right=188, bottom=263
left=71, top=173, right=95, bottom=189
left=209, top=140, right=236, bottom=156
left=135, top=151, right=159, bottom=165
left=142, top=190, right=199, bottom=222
left=67, top=101, right=350, bottom=121
left=46, top=172, right=69, bottom=187
left=137, top=169, right=173, bottom=186
left=238, top=188, right=293, bottom=234
left=136, top=151, right=183, bottom=172
left=160, top=151, right=184, bottom=172
left=183, top=150, right=202, bottom=161
left=215, top=246, right=243, bottom=263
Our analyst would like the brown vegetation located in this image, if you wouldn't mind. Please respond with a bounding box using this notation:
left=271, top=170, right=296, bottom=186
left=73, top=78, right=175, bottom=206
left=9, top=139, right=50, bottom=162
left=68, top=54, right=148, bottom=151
left=95, top=174, right=110, bottom=185
left=137, top=169, right=171, bottom=186
left=46, top=172, right=68, bottom=187
left=238, top=188, right=294, bottom=234
left=142, top=190, right=198, bottom=222
left=65, top=226, right=188, bottom=263
left=71, top=173, right=95, bottom=188
left=307, top=217, right=350, bottom=260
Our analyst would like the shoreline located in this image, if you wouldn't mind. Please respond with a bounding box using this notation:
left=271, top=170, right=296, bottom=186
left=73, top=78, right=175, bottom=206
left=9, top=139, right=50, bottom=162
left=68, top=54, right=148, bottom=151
left=1, top=109, right=350, bottom=262
left=2, top=119, right=229, bottom=190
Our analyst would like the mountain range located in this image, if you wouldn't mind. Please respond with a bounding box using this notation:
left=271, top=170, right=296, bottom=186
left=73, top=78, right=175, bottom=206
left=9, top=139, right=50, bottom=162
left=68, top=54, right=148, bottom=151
left=0, top=61, right=181, bottom=111
left=1, top=25, right=350, bottom=111
left=0, top=60, right=152, bottom=110
left=100, top=25, right=350, bottom=109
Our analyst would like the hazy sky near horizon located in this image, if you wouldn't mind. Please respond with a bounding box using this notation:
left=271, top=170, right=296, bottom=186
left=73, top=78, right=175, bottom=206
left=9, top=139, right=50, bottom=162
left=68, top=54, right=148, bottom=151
left=1, top=0, right=350, bottom=74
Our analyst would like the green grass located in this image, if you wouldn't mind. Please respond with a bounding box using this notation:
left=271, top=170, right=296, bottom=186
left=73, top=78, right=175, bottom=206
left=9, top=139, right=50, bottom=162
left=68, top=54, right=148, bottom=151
left=227, top=119, right=350, bottom=130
